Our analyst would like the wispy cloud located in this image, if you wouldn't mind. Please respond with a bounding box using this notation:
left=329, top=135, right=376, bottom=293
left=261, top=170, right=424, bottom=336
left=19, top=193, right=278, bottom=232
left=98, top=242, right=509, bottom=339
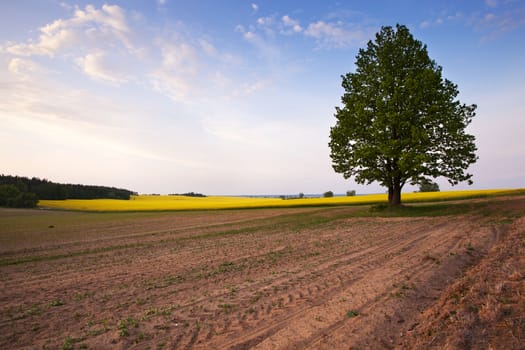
left=282, top=15, right=303, bottom=34
left=198, top=38, right=238, bottom=64
left=419, top=16, right=447, bottom=28
left=419, top=1, right=525, bottom=40
left=474, top=7, right=525, bottom=40
left=1, top=60, right=207, bottom=171
left=76, top=51, right=130, bottom=84
left=235, top=23, right=281, bottom=62
left=239, top=11, right=371, bottom=49
left=7, top=58, right=44, bottom=80
left=2, top=3, right=264, bottom=103
left=2, top=3, right=141, bottom=88
left=304, top=21, right=369, bottom=48
left=149, top=40, right=198, bottom=101
left=5, top=4, right=131, bottom=57
left=232, top=79, right=271, bottom=97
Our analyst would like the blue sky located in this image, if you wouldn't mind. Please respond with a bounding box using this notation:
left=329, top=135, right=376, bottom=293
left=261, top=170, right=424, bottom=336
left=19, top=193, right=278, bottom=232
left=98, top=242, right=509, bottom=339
left=1, top=0, right=524, bottom=195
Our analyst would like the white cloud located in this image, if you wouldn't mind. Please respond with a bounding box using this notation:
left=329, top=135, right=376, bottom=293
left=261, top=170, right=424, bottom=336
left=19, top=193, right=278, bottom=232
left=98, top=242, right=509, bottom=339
left=238, top=28, right=282, bottom=62
left=198, top=38, right=239, bottom=65
left=75, top=4, right=129, bottom=33
left=159, top=42, right=197, bottom=74
left=420, top=17, right=445, bottom=28
left=242, top=12, right=369, bottom=49
left=282, top=15, right=303, bottom=33
left=6, top=27, right=77, bottom=57
left=251, top=3, right=258, bottom=12
left=257, top=16, right=274, bottom=26
left=420, top=20, right=431, bottom=29
left=304, top=21, right=368, bottom=48
left=235, top=23, right=257, bottom=41
left=5, top=4, right=130, bottom=57
left=199, top=39, right=218, bottom=57
left=76, top=51, right=130, bottom=84
left=244, top=31, right=257, bottom=41
left=7, top=58, right=42, bottom=79
left=473, top=7, right=525, bottom=40
left=149, top=40, right=199, bottom=101
left=233, top=79, right=271, bottom=97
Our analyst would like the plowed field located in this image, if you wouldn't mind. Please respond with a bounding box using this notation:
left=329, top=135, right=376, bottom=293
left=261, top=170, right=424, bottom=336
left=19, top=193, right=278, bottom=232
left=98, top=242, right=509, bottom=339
left=1, top=197, right=524, bottom=349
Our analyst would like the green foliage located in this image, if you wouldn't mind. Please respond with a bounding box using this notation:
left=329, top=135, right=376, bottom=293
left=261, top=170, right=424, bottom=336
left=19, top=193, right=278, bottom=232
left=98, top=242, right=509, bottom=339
left=329, top=24, right=477, bottom=206
left=118, top=317, right=138, bottom=337
left=50, top=299, right=65, bottom=307
left=346, top=190, right=356, bottom=196
left=62, top=336, right=74, bottom=350
left=419, top=178, right=440, bottom=192
left=323, top=191, right=334, bottom=198
left=11, top=192, right=38, bottom=208
left=0, top=184, right=38, bottom=208
left=347, top=310, right=359, bottom=318
left=0, top=184, right=20, bottom=206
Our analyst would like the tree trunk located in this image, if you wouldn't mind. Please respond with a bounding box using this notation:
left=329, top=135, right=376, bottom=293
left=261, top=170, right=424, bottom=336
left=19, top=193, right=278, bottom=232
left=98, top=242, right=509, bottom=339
left=388, top=182, right=402, bottom=207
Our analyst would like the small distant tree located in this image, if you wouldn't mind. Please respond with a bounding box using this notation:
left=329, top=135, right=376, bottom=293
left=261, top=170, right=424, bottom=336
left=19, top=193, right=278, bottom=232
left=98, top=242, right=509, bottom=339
left=323, top=191, right=334, bottom=198
left=346, top=190, right=356, bottom=196
left=419, top=179, right=440, bottom=192
left=299, top=192, right=304, bottom=199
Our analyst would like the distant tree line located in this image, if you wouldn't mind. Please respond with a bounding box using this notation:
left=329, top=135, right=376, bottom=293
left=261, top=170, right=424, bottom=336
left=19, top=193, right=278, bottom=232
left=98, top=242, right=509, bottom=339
left=280, top=193, right=305, bottom=200
left=169, top=192, right=207, bottom=197
left=0, top=175, right=137, bottom=204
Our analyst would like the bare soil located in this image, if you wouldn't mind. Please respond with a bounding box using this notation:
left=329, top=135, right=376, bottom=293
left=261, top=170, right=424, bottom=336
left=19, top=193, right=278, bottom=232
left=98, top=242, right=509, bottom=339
left=1, top=197, right=524, bottom=349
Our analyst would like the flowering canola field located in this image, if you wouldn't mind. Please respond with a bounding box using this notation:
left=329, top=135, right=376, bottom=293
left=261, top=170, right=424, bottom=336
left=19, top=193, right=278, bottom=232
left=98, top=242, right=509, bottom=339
left=38, top=188, right=524, bottom=212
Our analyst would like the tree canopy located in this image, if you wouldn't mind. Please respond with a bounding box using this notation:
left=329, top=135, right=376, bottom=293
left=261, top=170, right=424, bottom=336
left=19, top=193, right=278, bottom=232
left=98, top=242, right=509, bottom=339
left=329, top=24, right=477, bottom=206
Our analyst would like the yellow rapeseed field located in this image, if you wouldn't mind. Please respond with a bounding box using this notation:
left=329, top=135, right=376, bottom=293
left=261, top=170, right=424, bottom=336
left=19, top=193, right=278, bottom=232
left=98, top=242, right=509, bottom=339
left=38, top=188, right=524, bottom=212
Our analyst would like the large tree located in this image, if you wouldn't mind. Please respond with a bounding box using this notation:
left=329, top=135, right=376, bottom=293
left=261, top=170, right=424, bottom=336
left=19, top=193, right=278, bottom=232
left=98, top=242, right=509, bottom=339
left=329, top=24, right=477, bottom=206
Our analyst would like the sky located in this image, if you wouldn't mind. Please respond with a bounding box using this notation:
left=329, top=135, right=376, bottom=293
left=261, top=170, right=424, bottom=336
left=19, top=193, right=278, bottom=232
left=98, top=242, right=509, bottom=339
left=1, top=0, right=524, bottom=195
